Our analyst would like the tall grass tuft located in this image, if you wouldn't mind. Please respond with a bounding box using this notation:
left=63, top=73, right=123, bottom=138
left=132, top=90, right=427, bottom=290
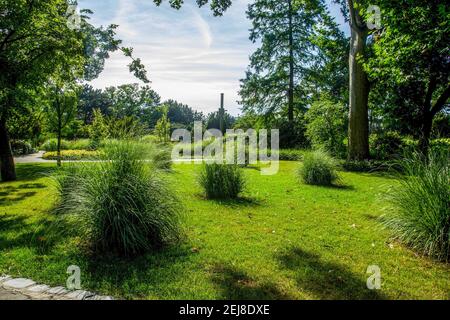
left=54, top=140, right=181, bottom=256
left=199, top=163, right=245, bottom=199
left=382, top=151, right=450, bottom=261
left=299, top=150, right=339, bottom=186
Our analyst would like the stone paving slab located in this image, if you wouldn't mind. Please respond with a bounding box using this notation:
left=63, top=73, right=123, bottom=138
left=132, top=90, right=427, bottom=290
left=0, top=275, right=114, bottom=301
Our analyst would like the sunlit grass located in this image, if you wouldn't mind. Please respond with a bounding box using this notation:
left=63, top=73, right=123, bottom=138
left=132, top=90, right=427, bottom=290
left=0, top=162, right=449, bottom=299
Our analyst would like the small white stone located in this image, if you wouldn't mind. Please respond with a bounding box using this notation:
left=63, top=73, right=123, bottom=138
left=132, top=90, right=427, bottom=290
left=0, top=275, right=11, bottom=283
left=27, top=284, right=50, bottom=293
left=3, top=278, right=36, bottom=289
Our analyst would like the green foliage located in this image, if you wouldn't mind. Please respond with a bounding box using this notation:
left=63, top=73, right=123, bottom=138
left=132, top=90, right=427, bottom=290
left=41, top=139, right=93, bottom=152
left=276, top=149, right=304, bottom=161
left=153, top=0, right=233, bottom=16
left=107, top=116, right=147, bottom=139
left=105, top=84, right=160, bottom=119
left=155, top=105, right=171, bottom=143
left=54, top=140, right=181, bottom=256
left=299, top=150, right=339, bottom=186
left=43, top=150, right=100, bottom=161
left=341, top=159, right=388, bottom=173
left=305, top=97, right=347, bottom=158
left=88, top=109, right=109, bottom=147
left=362, top=1, right=449, bottom=151
left=42, top=149, right=91, bottom=161
left=382, top=151, right=450, bottom=261
left=239, top=0, right=347, bottom=126
left=199, top=163, right=245, bottom=199
left=10, top=140, right=35, bottom=156
left=431, top=138, right=450, bottom=155
left=151, top=144, right=173, bottom=170
left=370, top=132, right=404, bottom=160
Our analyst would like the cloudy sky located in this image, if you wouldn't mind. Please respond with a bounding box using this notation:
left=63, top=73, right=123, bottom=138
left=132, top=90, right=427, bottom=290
left=78, top=0, right=346, bottom=115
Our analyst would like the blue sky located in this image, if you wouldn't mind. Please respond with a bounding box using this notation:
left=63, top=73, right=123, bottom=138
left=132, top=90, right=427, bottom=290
left=78, top=0, right=347, bottom=116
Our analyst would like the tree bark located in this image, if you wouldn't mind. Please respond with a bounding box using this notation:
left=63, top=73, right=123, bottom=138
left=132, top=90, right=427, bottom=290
left=347, top=0, right=370, bottom=161
left=287, top=0, right=294, bottom=123
left=0, top=117, right=16, bottom=181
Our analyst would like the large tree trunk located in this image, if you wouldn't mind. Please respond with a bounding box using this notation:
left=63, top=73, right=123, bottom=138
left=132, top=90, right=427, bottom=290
left=347, top=0, right=370, bottom=161
left=0, top=117, right=16, bottom=181
left=287, top=0, right=294, bottom=122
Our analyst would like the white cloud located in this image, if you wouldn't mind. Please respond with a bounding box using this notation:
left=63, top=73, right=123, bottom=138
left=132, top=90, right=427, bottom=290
left=78, top=0, right=255, bottom=115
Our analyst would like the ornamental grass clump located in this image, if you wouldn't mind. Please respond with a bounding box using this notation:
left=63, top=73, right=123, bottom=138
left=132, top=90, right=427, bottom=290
left=299, top=150, right=339, bottom=186
left=199, top=163, right=245, bottom=199
left=54, top=140, right=181, bottom=256
left=382, top=151, right=450, bottom=261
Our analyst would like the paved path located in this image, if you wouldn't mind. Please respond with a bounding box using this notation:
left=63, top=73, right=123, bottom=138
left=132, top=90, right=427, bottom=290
left=14, top=151, right=55, bottom=164
left=0, top=276, right=113, bottom=300
left=0, top=287, right=31, bottom=300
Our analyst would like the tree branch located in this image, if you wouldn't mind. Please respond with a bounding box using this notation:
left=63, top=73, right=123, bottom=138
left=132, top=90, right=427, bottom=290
left=431, top=85, right=450, bottom=116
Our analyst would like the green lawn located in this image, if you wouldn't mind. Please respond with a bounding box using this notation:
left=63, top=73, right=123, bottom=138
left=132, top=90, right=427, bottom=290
left=0, top=162, right=449, bottom=299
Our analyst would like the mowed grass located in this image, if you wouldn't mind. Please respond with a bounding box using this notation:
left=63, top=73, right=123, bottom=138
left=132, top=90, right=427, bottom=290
left=0, top=162, right=449, bottom=299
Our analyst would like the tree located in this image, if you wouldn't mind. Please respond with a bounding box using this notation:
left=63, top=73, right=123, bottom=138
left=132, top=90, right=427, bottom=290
left=78, top=84, right=111, bottom=124
left=305, top=95, right=347, bottom=157
left=105, top=84, right=160, bottom=119
left=206, top=111, right=235, bottom=132
left=145, top=99, right=204, bottom=131
left=155, top=105, right=171, bottom=143
left=45, top=81, right=79, bottom=166
left=346, top=0, right=370, bottom=160
left=0, top=1, right=150, bottom=181
left=0, top=0, right=84, bottom=180
left=240, top=0, right=334, bottom=122
left=88, top=108, right=109, bottom=147
left=153, top=0, right=233, bottom=16
left=363, top=0, right=449, bottom=155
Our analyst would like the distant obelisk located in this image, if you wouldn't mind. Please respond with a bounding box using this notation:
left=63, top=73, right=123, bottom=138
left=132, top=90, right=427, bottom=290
left=219, top=93, right=225, bottom=135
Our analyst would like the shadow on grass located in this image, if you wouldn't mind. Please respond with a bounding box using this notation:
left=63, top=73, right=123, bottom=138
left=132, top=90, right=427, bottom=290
left=15, top=164, right=56, bottom=181
left=210, top=263, right=292, bottom=300
left=80, top=245, right=197, bottom=299
left=324, top=184, right=355, bottom=191
left=195, top=194, right=263, bottom=208
left=277, top=247, right=386, bottom=300
left=0, top=214, right=65, bottom=254
left=0, top=183, right=48, bottom=206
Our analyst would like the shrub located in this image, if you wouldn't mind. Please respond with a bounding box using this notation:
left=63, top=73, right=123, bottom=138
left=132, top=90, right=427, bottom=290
left=382, top=151, right=450, bottom=261
left=305, top=97, right=347, bottom=158
left=54, top=140, right=181, bottom=256
left=199, top=163, right=245, bottom=199
left=277, top=149, right=304, bottom=161
left=40, top=139, right=93, bottom=151
left=299, top=150, right=339, bottom=186
left=11, top=140, right=35, bottom=156
left=41, top=139, right=68, bottom=152
left=43, top=150, right=100, bottom=161
left=342, top=159, right=389, bottom=172
left=370, top=132, right=404, bottom=160
left=431, top=138, right=450, bottom=154
left=88, top=109, right=109, bottom=148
